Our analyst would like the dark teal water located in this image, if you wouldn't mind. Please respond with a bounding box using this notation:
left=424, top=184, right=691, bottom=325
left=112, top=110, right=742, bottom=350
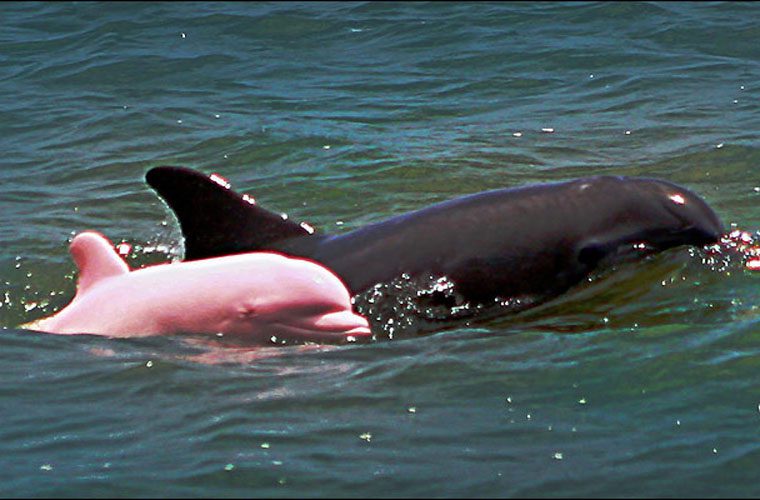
left=2, top=2, right=760, bottom=497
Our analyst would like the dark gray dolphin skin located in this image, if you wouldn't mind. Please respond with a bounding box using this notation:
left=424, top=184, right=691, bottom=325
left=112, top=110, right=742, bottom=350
left=146, top=166, right=724, bottom=308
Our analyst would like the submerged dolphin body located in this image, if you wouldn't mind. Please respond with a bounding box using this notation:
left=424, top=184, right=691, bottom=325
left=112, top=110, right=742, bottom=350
left=146, top=166, right=724, bottom=315
left=23, top=231, right=371, bottom=342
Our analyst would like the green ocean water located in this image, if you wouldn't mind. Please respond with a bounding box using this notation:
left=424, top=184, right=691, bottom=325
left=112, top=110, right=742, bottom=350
left=1, top=2, right=759, bottom=497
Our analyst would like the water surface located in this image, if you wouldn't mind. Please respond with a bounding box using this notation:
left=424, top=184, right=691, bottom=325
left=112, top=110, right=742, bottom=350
left=1, top=2, right=760, bottom=497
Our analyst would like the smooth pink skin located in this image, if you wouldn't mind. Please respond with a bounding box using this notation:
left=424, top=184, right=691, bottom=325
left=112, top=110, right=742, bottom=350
left=23, top=231, right=371, bottom=342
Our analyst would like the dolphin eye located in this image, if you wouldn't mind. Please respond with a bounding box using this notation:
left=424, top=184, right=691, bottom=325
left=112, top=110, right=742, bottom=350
left=668, top=193, right=686, bottom=205
left=237, top=302, right=257, bottom=318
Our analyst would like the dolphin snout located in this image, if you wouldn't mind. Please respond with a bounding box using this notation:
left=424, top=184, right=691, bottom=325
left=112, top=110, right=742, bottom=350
left=314, top=310, right=372, bottom=338
left=266, top=309, right=372, bottom=343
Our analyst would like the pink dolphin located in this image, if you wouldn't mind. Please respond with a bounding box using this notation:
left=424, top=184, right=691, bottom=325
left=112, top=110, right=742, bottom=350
left=22, top=231, right=371, bottom=343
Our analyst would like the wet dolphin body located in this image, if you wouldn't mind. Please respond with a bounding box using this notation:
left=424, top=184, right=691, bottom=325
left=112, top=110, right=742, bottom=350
left=22, top=231, right=371, bottom=342
left=146, top=166, right=724, bottom=314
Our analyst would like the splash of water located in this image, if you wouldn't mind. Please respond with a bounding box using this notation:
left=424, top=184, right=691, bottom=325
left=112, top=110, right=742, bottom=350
left=698, top=229, right=760, bottom=273
left=352, top=273, right=540, bottom=339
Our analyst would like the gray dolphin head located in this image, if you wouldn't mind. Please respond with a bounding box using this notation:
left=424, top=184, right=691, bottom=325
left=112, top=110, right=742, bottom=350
left=569, top=176, right=724, bottom=268
left=628, top=177, right=724, bottom=248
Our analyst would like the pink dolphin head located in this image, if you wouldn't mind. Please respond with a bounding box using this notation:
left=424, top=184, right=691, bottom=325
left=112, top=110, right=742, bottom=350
left=22, top=231, right=371, bottom=343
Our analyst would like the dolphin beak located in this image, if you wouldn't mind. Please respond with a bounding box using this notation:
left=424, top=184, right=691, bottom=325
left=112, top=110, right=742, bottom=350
left=313, top=310, right=372, bottom=339
left=268, top=310, right=372, bottom=343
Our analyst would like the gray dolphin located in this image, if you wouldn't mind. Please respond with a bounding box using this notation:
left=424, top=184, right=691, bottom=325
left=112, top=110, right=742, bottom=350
left=146, top=167, right=723, bottom=314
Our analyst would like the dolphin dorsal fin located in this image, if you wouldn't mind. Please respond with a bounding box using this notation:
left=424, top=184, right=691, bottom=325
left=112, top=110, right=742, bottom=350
left=69, top=231, right=130, bottom=295
left=146, top=166, right=315, bottom=260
